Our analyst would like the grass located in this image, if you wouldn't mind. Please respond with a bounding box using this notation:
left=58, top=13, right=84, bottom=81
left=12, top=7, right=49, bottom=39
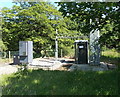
left=0, top=49, right=119, bottom=95
left=101, top=49, right=120, bottom=66
left=0, top=69, right=118, bottom=95
left=0, top=58, right=12, bottom=64
left=0, top=58, right=8, bottom=64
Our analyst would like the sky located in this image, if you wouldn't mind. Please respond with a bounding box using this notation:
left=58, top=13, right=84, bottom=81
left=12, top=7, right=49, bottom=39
left=0, top=2, right=14, bottom=9
left=1, top=0, right=119, bottom=10
left=0, top=0, right=59, bottom=9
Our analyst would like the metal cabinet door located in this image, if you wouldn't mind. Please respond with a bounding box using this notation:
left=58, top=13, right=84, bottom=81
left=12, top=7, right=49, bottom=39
left=19, top=41, right=28, bottom=56
left=77, top=42, right=88, bottom=64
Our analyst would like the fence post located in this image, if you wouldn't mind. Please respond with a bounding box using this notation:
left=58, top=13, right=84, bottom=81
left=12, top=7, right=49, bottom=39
left=9, top=51, right=11, bottom=62
left=55, top=29, right=58, bottom=61
left=61, top=49, right=63, bottom=58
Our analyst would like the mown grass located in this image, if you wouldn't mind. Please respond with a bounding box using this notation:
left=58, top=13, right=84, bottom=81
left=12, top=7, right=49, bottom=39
left=101, top=49, right=120, bottom=66
left=0, top=69, right=118, bottom=95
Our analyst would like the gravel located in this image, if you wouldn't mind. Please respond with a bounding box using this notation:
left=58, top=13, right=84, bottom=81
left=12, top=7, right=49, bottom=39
left=0, top=65, right=18, bottom=75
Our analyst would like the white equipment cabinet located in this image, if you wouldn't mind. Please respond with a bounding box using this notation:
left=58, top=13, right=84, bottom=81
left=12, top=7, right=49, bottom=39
left=19, top=41, right=33, bottom=64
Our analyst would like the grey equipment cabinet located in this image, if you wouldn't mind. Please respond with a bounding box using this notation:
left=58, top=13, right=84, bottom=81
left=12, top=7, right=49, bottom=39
left=75, top=40, right=88, bottom=64
left=19, top=41, right=33, bottom=64
left=13, top=55, right=20, bottom=65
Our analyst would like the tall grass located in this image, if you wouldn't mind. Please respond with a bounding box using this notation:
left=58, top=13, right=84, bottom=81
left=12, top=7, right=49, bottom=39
left=0, top=58, right=9, bottom=64
left=0, top=58, right=12, bottom=64
left=1, top=69, right=118, bottom=95
left=101, top=49, right=120, bottom=66
left=101, top=49, right=119, bottom=58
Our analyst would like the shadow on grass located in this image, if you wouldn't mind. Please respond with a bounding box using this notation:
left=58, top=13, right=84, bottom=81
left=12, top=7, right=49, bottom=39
left=2, top=69, right=118, bottom=95
left=101, top=55, right=120, bottom=66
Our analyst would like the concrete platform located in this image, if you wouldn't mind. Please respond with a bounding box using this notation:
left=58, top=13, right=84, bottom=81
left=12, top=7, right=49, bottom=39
left=68, top=63, right=108, bottom=71
left=30, top=58, right=63, bottom=70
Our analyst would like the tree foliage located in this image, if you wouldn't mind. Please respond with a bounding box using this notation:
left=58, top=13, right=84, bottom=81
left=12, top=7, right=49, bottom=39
left=2, top=2, right=78, bottom=56
left=0, top=41, right=7, bottom=52
left=0, top=10, right=7, bottom=52
left=57, top=2, right=120, bottom=50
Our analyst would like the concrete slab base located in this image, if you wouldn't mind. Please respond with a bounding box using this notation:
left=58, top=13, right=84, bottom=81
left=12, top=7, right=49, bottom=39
left=29, top=58, right=63, bottom=70
left=68, top=63, right=108, bottom=71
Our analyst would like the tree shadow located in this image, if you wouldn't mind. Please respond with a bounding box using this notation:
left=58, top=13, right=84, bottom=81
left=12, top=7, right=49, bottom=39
left=2, top=69, right=118, bottom=95
left=100, top=55, right=120, bottom=66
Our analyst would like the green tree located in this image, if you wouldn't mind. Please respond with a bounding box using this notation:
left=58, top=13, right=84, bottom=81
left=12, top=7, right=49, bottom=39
left=0, top=9, right=7, bottom=52
left=57, top=2, right=120, bottom=50
left=2, top=2, right=79, bottom=56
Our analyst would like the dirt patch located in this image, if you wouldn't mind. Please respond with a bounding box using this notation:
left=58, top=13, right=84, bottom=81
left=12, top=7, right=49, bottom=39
left=0, top=64, right=18, bottom=75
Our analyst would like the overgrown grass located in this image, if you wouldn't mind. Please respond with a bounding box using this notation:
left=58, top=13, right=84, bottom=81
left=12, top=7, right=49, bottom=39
left=0, top=49, right=119, bottom=95
left=0, top=75, right=10, bottom=87
left=101, top=49, right=119, bottom=58
left=101, top=49, right=120, bottom=66
left=0, top=58, right=8, bottom=64
left=0, top=58, right=12, bottom=64
left=1, top=69, right=118, bottom=95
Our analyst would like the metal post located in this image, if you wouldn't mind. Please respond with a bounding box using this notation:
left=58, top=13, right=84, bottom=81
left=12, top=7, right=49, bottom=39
left=61, top=49, right=63, bottom=58
left=89, top=18, right=100, bottom=65
left=8, top=51, right=10, bottom=62
left=55, top=29, right=58, bottom=61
